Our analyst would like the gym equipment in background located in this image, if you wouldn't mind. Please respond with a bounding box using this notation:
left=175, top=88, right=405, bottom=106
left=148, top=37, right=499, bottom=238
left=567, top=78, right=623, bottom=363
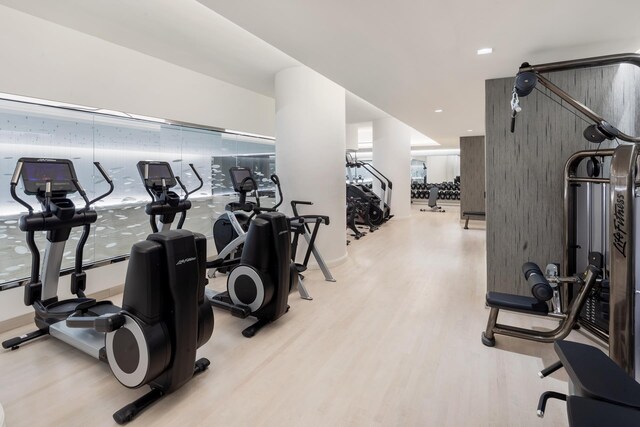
left=276, top=177, right=337, bottom=299
left=211, top=166, right=257, bottom=270
left=419, top=186, right=445, bottom=213
left=1, top=158, right=213, bottom=424
left=462, top=211, right=485, bottom=229
left=410, top=177, right=460, bottom=202
left=211, top=167, right=335, bottom=300
left=346, top=196, right=376, bottom=241
left=208, top=210, right=296, bottom=337
left=136, top=160, right=203, bottom=233
left=482, top=263, right=600, bottom=347
left=345, top=152, right=393, bottom=225
left=509, top=52, right=640, bottom=380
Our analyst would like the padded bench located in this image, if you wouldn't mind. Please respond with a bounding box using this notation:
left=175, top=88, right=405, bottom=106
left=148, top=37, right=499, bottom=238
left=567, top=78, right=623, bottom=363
left=567, top=396, right=640, bottom=427
left=537, top=340, right=640, bottom=426
left=486, top=291, right=549, bottom=315
left=462, top=211, right=485, bottom=229
left=555, top=340, right=640, bottom=408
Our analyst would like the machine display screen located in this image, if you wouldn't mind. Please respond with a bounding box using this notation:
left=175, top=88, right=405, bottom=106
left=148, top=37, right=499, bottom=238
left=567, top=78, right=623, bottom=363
left=229, top=167, right=254, bottom=192
left=21, top=159, right=77, bottom=194
left=147, top=163, right=173, bottom=179
left=137, top=161, right=176, bottom=188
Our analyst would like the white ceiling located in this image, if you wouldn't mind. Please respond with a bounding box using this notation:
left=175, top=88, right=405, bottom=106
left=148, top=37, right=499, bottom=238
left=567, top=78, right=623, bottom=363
left=3, top=0, right=640, bottom=148
left=198, top=0, right=640, bottom=146
left=0, top=0, right=297, bottom=96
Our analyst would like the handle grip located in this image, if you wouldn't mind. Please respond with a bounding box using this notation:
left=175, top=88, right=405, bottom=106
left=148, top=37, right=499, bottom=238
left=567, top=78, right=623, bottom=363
left=10, top=161, right=34, bottom=213
left=67, top=313, right=126, bottom=333
left=187, top=163, right=204, bottom=196
left=94, top=161, right=113, bottom=184
left=87, top=162, right=115, bottom=207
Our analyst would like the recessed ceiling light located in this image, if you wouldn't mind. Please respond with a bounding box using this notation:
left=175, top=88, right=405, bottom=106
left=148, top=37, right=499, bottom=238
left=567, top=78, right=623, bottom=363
left=434, top=109, right=443, bottom=113
left=467, top=129, right=473, bottom=132
left=477, top=47, right=493, bottom=55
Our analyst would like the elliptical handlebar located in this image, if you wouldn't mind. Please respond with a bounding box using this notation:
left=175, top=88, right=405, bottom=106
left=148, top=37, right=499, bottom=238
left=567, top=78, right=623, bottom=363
left=86, top=162, right=115, bottom=207
left=185, top=163, right=204, bottom=199
left=175, top=176, right=189, bottom=199
left=9, top=161, right=34, bottom=214
left=239, top=176, right=260, bottom=208
left=271, top=174, right=283, bottom=210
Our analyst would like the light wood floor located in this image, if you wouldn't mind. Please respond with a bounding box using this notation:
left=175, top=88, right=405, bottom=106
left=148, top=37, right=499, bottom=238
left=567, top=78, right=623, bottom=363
left=0, top=205, right=600, bottom=427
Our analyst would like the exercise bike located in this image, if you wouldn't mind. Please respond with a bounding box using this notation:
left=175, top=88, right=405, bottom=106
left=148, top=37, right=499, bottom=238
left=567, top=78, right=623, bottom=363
left=2, top=158, right=214, bottom=424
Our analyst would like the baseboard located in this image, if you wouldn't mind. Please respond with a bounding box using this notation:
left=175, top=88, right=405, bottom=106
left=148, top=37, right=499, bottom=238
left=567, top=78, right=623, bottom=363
left=0, top=284, right=125, bottom=334
left=0, top=312, right=34, bottom=334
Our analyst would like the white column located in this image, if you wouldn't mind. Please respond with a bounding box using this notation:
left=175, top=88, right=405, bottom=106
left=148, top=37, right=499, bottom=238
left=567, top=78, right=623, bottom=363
left=346, top=123, right=359, bottom=151
left=275, top=66, right=347, bottom=265
left=372, top=117, right=412, bottom=219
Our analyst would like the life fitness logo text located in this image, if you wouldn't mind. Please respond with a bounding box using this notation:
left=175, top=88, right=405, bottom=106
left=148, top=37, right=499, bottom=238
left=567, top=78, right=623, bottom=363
left=176, top=257, right=197, bottom=266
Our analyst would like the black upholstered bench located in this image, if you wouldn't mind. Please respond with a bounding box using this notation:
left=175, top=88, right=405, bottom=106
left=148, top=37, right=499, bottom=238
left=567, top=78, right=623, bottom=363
left=462, top=211, right=485, bottom=229
left=537, top=340, right=640, bottom=426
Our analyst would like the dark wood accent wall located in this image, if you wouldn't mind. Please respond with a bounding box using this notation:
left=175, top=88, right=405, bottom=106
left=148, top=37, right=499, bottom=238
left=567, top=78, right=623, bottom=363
left=485, top=64, right=640, bottom=294
left=460, top=136, right=486, bottom=219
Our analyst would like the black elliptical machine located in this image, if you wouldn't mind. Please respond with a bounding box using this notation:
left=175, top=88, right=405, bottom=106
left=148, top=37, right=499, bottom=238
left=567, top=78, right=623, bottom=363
left=2, top=158, right=214, bottom=424
left=212, top=167, right=335, bottom=301
left=136, top=160, right=203, bottom=233
left=208, top=167, right=298, bottom=336
left=136, top=162, right=298, bottom=338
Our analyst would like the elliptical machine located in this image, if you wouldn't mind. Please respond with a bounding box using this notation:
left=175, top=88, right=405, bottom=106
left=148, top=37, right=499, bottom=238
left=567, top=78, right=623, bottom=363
left=136, top=160, right=203, bottom=232
left=136, top=162, right=298, bottom=337
left=212, top=167, right=335, bottom=301
left=2, top=158, right=214, bottom=424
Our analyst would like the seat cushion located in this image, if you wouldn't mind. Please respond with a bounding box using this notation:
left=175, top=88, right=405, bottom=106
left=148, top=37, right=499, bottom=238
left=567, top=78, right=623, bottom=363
left=486, top=291, right=549, bottom=314
left=555, top=340, right=640, bottom=408
left=462, top=211, right=486, bottom=217
left=567, top=396, right=640, bottom=427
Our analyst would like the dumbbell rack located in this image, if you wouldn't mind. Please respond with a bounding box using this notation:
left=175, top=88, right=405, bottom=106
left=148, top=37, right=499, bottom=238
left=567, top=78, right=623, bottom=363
left=410, top=178, right=461, bottom=203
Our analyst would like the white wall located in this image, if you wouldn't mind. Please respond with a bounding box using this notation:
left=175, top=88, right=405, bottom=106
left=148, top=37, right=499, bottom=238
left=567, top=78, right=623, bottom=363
left=0, top=5, right=275, bottom=136
left=0, top=5, right=277, bottom=324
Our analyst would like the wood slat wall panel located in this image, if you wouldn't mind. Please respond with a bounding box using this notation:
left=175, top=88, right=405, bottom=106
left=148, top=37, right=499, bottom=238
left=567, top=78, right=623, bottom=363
left=485, top=64, right=640, bottom=294
left=460, top=136, right=486, bottom=219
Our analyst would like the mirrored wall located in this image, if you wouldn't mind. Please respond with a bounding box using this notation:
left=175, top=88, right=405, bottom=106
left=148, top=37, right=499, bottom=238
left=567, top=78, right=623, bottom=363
left=0, top=98, right=275, bottom=285
left=411, top=155, right=460, bottom=183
